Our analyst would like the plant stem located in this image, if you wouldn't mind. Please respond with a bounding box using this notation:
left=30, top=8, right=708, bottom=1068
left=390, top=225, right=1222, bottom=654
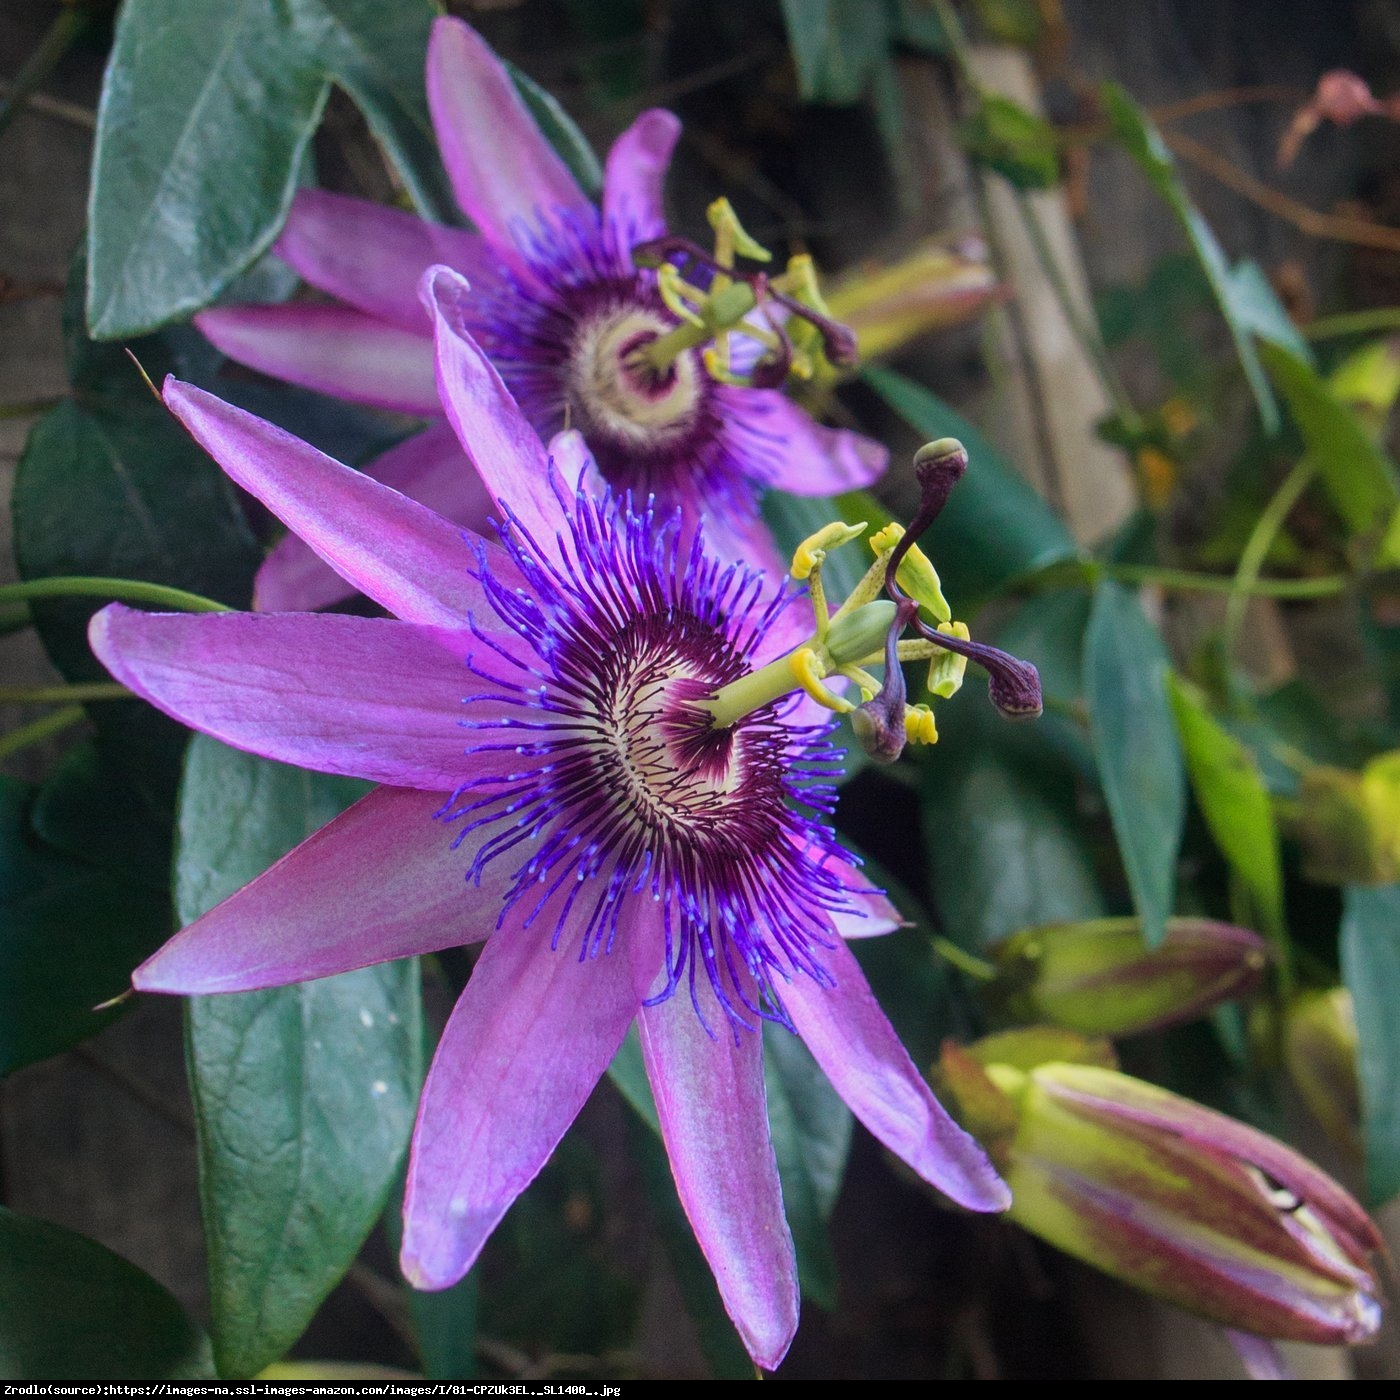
left=0, top=577, right=233, bottom=614
left=1224, top=457, right=1318, bottom=655
left=0, top=682, right=130, bottom=704
left=931, top=935, right=999, bottom=981
left=0, top=1, right=90, bottom=143
left=0, top=706, right=85, bottom=764
left=1305, top=308, right=1400, bottom=342
left=1105, top=562, right=1344, bottom=599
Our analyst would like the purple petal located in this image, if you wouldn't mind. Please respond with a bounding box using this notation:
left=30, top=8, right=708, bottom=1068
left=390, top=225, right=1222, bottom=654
left=546, top=428, right=606, bottom=497
left=90, top=606, right=497, bottom=792
left=723, top=388, right=889, bottom=494
left=165, top=380, right=501, bottom=629
left=423, top=267, right=565, bottom=560
left=603, top=108, right=680, bottom=250
left=636, top=964, right=799, bottom=1370
left=136, top=786, right=493, bottom=994
left=425, top=16, right=591, bottom=260
left=813, top=848, right=902, bottom=939
left=195, top=304, right=439, bottom=416
left=1225, top=1331, right=1293, bottom=1380
left=783, top=937, right=1011, bottom=1212
left=400, top=894, right=648, bottom=1289
left=276, top=187, right=504, bottom=334
left=254, top=423, right=489, bottom=615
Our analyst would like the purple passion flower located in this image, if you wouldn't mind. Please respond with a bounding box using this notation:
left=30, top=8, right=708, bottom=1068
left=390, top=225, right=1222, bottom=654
left=197, top=15, right=886, bottom=614
left=88, top=319, right=1006, bottom=1369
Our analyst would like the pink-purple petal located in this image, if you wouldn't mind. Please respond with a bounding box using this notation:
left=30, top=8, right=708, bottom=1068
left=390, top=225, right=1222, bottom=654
left=165, top=380, right=497, bottom=629
left=90, top=606, right=491, bottom=792
left=423, top=266, right=566, bottom=558
left=276, top=187, right=504, bottom=333
left=253, top=423, right=492, bottom=615
left=135, top=786, right=490, bottom=995
left=425, top=16, right=592, bottom=260
left=723, top=387, right=889, bottom=494
left=636, top=965, right=799, bottom=1370
left=814, top=849, right=903, bottom=939
left=782, top=937, right=1012, bottom=1213
left=195, top=304, right=440, bottom=416
left=399, top=896, right=649, bottom=1290
left=603, top=108, right=680, bottom=249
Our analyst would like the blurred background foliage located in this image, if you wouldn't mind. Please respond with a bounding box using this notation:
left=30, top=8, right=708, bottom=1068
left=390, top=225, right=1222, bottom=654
left=5, top=0, right=1400, bottom=1380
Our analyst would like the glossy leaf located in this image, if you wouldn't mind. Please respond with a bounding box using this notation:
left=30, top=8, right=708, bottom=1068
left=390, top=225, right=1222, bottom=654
left=1083, top=582, right=1185, bottom=947
left=1340, top=885, right=1400, bottom=1206
left=87, top=0, right=453, bottom=338
left=1102, top=83, right=1296, bottom=433
left=961, top=94, right=1061, bottom=189
left=1166, top=674, right=1285, bottom=944
left=922, top=706, right=1106, bottom=951
left=0, top=1205, right=213, bottom=1380
left=0, top=776, right=170, bottom=1076
left=176, top=737, right=420, bottom=1379
left=781, top=0, right=895, bottom=104
left=863, top=365, right=1077, bottom=606
left=1259, top=341, right=1400, bottom=547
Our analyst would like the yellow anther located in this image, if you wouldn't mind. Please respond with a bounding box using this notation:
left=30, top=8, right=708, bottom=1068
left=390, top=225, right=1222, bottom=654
left=707, top=197, right=772, bottom=269
left=791, top=520, right=868, bottom=580
left=905, top=704, right=940, bottom=745
left=656, top=264, right=706, bottom=327
left=789, top=647, right=854, bottom=714
left=869, top=522, right=953, bottom=623
left=928, top=620, right=970, bottom=698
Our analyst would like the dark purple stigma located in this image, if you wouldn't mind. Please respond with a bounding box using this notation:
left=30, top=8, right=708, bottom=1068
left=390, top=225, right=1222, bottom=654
left=851, top=599, right=915, bottom=763
left=631, top=234, right=860, bottom=375
left=883, top=440, right=1043, bottom=722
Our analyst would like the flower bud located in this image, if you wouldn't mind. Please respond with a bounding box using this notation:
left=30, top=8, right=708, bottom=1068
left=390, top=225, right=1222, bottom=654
left=990, top=917, right=1272, bottom=1037
left=937, top=1045, right=1384, bottom=1344
left=1284, top=988, right=1362, bottom=1158
left=1292, top=753, right=1400, bottom=886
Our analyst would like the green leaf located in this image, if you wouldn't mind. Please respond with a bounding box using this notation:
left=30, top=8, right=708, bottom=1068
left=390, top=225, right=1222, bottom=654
left=1340, top=885, right=1400, bottom=1205
left=1102, top=82, right=1291, bottom=432
left=961, top=93, right=1061, bottom=189
left=87, top=0, right=453, bottom=338
left=0, top=776, right=170, bottom=1075
left=0, top=1205, right=213, bottom=1380
left=923, top=734, right=1106, bottom=951
left=175, top=737, right=421, bottom=1379
left=1083, top=582, right=1186, bottom=946
left=780, top=0, right=892, bottom=103
left=507, top=62, right=604, bottom=198
left=763, top=1025, right=851, bottom=1308
left=1166, top=674, right=1285, bottom=944
left=863, top=365, right=1078, bottom=606
left=1258, top=341, right=1400, bottom=545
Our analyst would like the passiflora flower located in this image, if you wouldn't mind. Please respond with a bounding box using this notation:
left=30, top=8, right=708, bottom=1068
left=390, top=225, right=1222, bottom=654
left=198, top=15, right=885, bottom=613
left=938, top=1040, right=1384, bottom=1346
left=89, top=279, right=1034, bottom=1369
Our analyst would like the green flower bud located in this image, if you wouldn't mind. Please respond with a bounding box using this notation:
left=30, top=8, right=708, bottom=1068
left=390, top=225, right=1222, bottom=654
left=1284, top=988, right=1362, bottom=1159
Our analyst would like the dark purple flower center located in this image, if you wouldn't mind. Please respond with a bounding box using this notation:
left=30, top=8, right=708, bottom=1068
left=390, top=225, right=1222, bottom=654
left=467, top=211, right=759, bottom=526
left=440, top=483, right=860, bottom=1030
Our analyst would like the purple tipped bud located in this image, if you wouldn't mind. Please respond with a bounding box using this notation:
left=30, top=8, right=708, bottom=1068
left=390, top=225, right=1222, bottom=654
left=936, top=1046, right=1385, bottom=1345
left=991, top=916, right=1271, bottom=1037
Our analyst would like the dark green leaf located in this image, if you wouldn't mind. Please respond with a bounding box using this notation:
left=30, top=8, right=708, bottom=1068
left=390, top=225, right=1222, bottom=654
left=1340, top=885, right=1400, bottom=1205
left=863, top=365, right=1077, bottom=606
left=1166, top=674, right=1285, bottom=943
left=780, top=0, right=891, bottom=103
left=961, top=94, right=1061, bottom=189
left=1102, top=83, right=1289, bottom=432
left=175, top=737, right=420, bottom=1378
left=507, top=62, right=604, bottom=198
left=922, top=706, right=1105, bottom=951
left=87, top=0, right=453, bottom=338
left=0, top=1205, right=213, bottom=1380
left=0, top=776, right=170, bottom=1075
left=1083, top=582, right=1185, bottom=946
left=1259, top=341, right=1400, bottom=547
